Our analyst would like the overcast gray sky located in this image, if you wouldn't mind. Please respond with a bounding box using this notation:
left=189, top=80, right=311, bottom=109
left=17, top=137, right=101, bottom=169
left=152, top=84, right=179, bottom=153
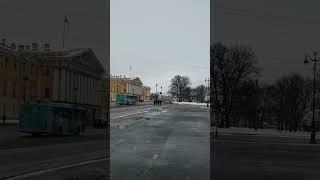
left=212, top=0, right=320, bottom=84
left=111, top=0, right=210, bottom=93
left=0, top=0, right=108, bottom=69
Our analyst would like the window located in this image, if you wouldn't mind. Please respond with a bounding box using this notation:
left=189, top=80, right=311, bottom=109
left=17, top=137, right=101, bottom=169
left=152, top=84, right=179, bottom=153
left=31, top=64, right=34, bottom=74
left=44, top=88, right=50, bottom=98
left=12, top=82, right=15, bottom=98
left=3, top=80, right=6, bottom=96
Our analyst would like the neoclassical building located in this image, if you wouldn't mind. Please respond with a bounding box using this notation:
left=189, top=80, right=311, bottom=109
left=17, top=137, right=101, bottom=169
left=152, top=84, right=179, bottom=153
left=110, top=75, right=150, bottom=101
left=142, top=86, right=151, bottom=101
left=0, top=44, right=38, bottom=121
left=110, top=75, right=128, bottom=101
left=0, top=41, right=107, bottom=123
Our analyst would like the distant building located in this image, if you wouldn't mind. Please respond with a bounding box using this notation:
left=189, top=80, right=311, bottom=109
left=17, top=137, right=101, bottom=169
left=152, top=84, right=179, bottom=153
left=110, top=75, right=150, bottom=102
left=127, top=77, right=143, bottom=100
left=110, top=75, right=128, bottom=101
left=0, top=41, right=107, bottom=124
left=142, top=86, right=151, bottom=101
left=0, top=43, right=38, bottom=122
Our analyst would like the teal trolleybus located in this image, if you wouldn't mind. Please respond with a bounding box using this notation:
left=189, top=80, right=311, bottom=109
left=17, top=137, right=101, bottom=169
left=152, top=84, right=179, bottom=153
left=19, top=103, right=87, bottom=136
left=116, top=93, right=138, bottom=105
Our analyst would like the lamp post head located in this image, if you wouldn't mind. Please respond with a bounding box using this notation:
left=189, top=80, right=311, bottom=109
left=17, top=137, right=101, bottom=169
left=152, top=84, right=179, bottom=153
left=313, top=51, right=318, bottom=57
left=304, top=55, right=309, bottom=64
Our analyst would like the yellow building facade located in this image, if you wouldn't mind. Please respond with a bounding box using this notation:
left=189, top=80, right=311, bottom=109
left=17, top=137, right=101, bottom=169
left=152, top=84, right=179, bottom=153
left=110, top=75, right=151, bottom=102
left=0, top=42, right=107, bottom=124
left=142, top=86, right=151, bottom=101
left=110, top=76, right=128, bottom=101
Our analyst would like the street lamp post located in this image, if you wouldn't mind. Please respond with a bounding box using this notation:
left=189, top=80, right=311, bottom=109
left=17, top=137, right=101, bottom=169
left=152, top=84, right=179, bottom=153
left=205, top=78, right=210, bottom=107
left=206, top=77, right=216, bottom=136
left=156, top=84, right=158, bottom=94
left=304, top=50, right=320, bottom=144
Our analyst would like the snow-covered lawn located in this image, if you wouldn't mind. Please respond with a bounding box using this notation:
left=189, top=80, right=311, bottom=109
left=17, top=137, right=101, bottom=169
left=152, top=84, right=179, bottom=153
left=173, top=101, right=209, bottom=106
left=211, top=126, right=313, bottom=138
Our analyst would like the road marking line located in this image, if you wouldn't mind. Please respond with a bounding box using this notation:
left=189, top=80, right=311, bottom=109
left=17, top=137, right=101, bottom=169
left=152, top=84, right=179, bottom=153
left=6, top=158, right=109, bottom=180
left=111, top=107, right=159, bottom=120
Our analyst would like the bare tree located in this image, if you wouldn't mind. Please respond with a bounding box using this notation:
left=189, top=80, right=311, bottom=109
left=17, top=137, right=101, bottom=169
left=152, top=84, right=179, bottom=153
left=194, top=85, right=206, bottom=103
left=211, top=42, right=259, bottom=128
left=234, top=80, right=259, bottom=128
left=169, top=75, right=191, bottom=102
left=272, top=74, right=311, bottom=131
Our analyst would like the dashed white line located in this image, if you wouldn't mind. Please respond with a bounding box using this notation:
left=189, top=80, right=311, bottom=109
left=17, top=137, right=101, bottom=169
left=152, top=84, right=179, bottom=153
left=111, top=107, right=159, bottom=120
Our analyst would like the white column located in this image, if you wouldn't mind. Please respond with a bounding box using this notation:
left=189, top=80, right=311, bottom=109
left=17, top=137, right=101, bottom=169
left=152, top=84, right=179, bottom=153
left=79, top=75, right=82, bottom=104
left=61, top=69, right=66, bottom=101
left=81, top=75, right=85, bottom=104
left=94, top=79, right=97, bottom=105
left=77, top=73, right=80, bottom=103
left=85, top=76, right=88, bottom=104
left=65, top=69, right=69, bottom=101
left=89, top=76, right=93, bottom=104
left=70, top=72, right=74, bottom=103
left=53, top=68, right=59, bottom=101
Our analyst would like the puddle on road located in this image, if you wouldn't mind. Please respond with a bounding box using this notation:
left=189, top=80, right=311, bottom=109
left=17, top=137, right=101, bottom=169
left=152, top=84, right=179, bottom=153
left=152, top=154, right=159, bottom=160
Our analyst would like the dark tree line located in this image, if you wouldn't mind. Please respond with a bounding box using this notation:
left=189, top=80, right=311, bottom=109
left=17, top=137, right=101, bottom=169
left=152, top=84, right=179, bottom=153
left=169, top=75, right=209, bottom=103
left=211, top=42, right=259, bottom=128
left=211, top=42, right=313, bottom=132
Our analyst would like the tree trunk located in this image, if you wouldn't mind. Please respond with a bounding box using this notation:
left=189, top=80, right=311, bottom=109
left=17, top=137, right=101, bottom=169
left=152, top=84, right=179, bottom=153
left=225, top=112, right=230, bottom=128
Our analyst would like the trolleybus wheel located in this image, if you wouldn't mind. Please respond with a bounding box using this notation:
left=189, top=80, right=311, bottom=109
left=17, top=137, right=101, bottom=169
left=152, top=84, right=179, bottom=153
left=31, top=133, right=40, bottom=137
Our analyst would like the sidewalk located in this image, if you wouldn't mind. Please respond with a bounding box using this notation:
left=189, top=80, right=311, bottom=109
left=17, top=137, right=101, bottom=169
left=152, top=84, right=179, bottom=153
left=0, top=120, right=18, bottom=126
left=211, top=126, right=313, bottom=139
left=174, top=101, right=209, bottom=106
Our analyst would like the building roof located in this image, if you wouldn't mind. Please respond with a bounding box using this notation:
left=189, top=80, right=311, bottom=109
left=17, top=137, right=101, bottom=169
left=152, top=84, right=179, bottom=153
left=23, top=48, right=106, bottom=73
left=0, top=43, right=105, bottom=72
left=0, top=44, right=37, bottom=63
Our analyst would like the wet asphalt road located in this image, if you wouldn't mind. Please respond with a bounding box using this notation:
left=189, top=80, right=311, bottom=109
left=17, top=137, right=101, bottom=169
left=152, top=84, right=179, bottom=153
left=0, top=103, right=209, bottom=179
left=0, top=103, right=154, bottom=179
left=212, top=133, right=320, bottom=180
left=111, top=104, right=210, bottom=180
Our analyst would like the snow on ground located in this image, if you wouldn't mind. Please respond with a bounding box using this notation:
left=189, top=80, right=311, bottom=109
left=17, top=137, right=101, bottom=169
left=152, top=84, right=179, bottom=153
left=173, top=101, right=209, bottom=106
left=211, top=126, right=314, bottom=138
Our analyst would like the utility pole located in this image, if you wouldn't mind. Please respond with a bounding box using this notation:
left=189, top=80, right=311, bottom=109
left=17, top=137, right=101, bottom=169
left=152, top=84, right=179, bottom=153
left=205, top=78, right=210, bottom=107
left=304, top=50, right=320, bottom=144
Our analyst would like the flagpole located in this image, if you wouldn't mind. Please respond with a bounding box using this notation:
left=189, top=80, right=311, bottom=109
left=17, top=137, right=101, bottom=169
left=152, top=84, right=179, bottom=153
left=62, top=21, right=65, bottom=49
left=62, top=15, right=68, bottom=49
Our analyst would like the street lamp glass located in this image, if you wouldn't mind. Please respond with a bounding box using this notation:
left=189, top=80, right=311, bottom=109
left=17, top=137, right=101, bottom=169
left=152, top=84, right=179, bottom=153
left=304, top=56, right=309, bottom=64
